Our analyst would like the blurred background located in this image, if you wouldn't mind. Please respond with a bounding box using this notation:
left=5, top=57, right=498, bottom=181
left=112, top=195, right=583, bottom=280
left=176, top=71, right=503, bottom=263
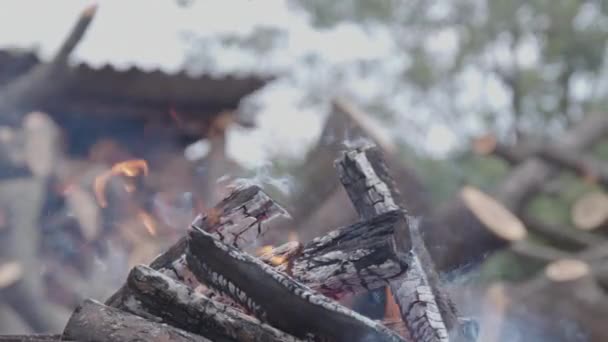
left=1, top=1, right=608, bottom=341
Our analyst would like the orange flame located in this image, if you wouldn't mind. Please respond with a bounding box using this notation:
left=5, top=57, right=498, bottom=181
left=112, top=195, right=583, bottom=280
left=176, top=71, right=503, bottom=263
left=138, top=210, right=158, bottom=236
left=257, top=245, right=286, bottom=266
left=94, top=159, right=149, bottom=208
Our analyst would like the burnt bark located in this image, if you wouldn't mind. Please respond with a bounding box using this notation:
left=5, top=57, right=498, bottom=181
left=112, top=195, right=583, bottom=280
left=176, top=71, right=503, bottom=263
left=336, top=144, right=470, bottom=342
left=105, top=184, right=286, bottom=306
left=62, top=299, right=211, bottom=342
left=186, top=226, right=405, bottom=342
left=287, top=211, right=409, bottom=298
left=117, top=265, right=304, bottom=342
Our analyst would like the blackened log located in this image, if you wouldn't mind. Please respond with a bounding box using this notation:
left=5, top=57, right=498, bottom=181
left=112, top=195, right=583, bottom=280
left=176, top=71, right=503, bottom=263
left=280, top=97, right=430, bottom=243
left=336, top=144, right=475, bottom=342
left=119, top=265, right=304, bottom=342
left=105, top=184, right=286, bottom=306
left=287, top=211, right=408, bottom=298
left=62, top=299, right=211, bottom=342
left=186, top=226, right=406, bottom=342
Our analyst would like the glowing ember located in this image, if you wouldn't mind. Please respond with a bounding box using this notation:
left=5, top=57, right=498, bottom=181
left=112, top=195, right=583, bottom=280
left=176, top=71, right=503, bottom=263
left=138, top=210, right=158, bottom=236
left=94, top=159, right=149, bottom=208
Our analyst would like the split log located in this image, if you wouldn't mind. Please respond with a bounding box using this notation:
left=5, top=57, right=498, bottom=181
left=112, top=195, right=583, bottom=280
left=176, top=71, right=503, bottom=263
left=118, top=265, right=304, bottom=342
left=186, top=226, right=406, bottom=342
left=0, top=5, right=97, bottom=123
left=62, top=299, right=211, bottom=342
left=105, top=184, right=287, bottom=306
left=335, top=144, right=476, bottom=342
left=571, top=191, right=608, bottom=231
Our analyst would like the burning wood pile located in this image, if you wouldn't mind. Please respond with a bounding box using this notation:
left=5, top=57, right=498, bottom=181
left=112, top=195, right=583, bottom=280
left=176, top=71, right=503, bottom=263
left=0, top=144, right=479, bottom=341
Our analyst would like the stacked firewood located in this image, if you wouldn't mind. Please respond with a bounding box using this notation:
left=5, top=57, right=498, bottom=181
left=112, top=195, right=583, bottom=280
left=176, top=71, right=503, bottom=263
left=0, top=144, right=479, bottom=341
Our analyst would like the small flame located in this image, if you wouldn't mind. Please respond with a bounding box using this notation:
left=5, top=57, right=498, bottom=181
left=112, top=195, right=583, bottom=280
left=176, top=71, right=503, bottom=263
left=257, top=245, right=286, bottom=266
left=94, top=159, right=149, bottom=208
left=258, top=245, right=274, bottom=255
left=138, top=210, right=158, bottom=236
left=111, top=159, right=148, bottom=177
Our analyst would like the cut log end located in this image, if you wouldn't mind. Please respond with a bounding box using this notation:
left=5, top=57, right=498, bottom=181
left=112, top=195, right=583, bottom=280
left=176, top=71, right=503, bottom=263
left=460, top=186, right=527, bottom=242
left=571, top=191, right=608, bottom=231
left=545, top=259, right=591, bottom=282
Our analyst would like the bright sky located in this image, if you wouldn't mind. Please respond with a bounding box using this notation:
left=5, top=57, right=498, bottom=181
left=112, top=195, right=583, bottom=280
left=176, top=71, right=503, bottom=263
left=0, top=0, right=466, bottom=167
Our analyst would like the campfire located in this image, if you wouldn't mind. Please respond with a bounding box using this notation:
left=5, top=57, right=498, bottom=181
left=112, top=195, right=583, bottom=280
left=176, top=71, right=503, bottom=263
left=2, top=3, right=608, bottom=342
left=0, top=144, right=479, bottom=342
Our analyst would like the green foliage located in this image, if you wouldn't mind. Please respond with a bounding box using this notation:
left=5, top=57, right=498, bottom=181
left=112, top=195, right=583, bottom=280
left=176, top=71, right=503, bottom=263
left=292, top=0, right=608, bottom=133
left=291, top=0, right=399, bottom=28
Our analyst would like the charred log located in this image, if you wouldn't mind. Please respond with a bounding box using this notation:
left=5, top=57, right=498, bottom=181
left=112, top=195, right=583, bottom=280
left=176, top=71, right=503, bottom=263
left=286, top=211, right=409, bottom=298
left=105, top=184, right=286, bottom=306
left=62, top=299, right=211, bottom=342
left=118, top=265, right=304, bottom=342
left=186, top=226, right=406, bottom=342
left=336, top=144, right=475, bottom=342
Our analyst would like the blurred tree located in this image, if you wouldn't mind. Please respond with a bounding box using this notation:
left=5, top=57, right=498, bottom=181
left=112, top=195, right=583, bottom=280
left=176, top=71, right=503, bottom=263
left=291, top=0, right=608, bottom=141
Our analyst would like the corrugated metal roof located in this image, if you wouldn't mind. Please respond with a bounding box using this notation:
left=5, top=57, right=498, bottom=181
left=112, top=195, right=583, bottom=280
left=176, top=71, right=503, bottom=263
left=0, top=48, right=273, bottom=154
left=0, top=48, right=272, bottom=120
